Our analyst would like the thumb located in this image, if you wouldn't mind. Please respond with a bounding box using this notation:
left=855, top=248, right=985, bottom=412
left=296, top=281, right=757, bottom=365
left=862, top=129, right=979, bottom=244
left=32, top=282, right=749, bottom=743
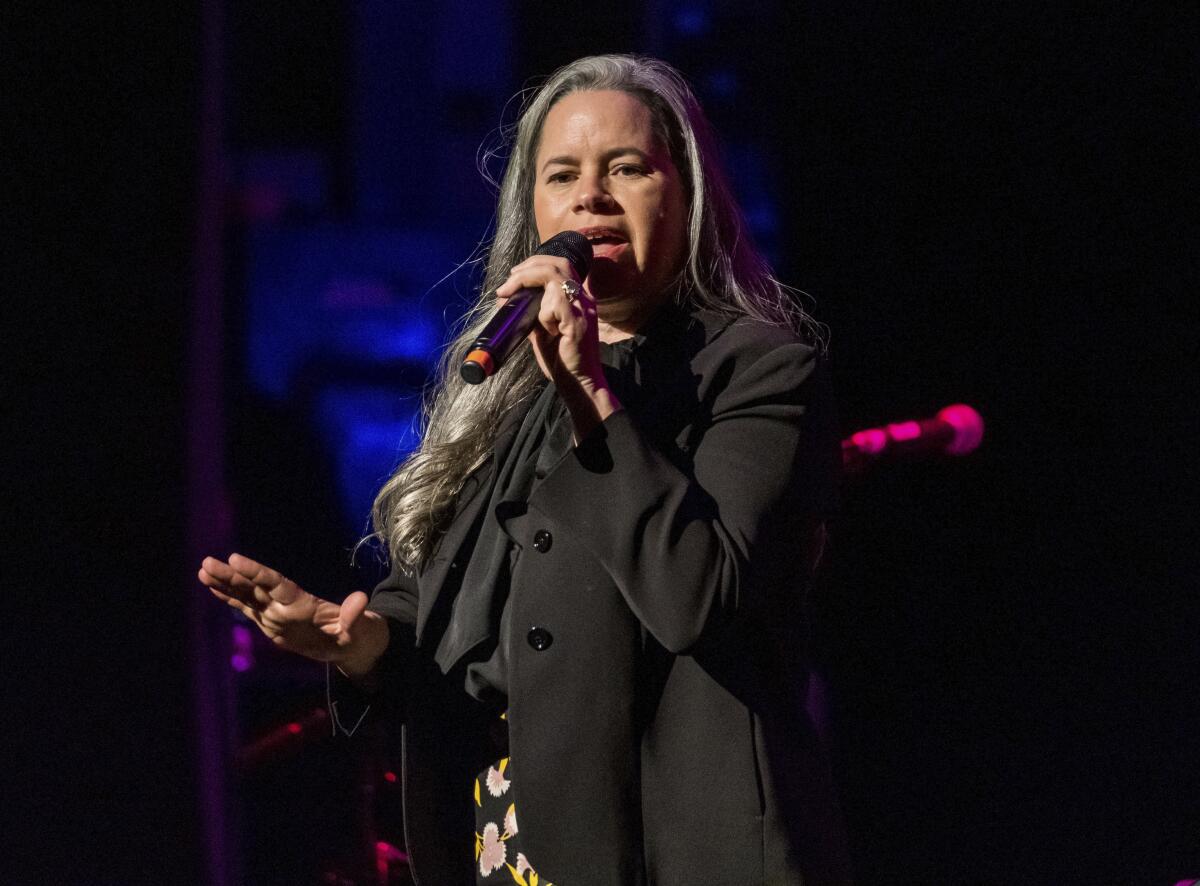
left=338, top=591, right=370, bottom=633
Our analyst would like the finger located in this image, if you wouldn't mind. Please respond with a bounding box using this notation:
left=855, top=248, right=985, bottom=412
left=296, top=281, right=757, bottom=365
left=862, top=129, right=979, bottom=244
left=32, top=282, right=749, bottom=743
left=201, top=557, right=257, bottom=596
left=495, top=259, right=576, bottom=298
left=564, top=294, right=597, bottom=344
left=200, top=556, right=236, bottom=582
left=339, top=591, right=370, bottom=633
left=537, top=279, right=586, bottom=339
left=537, top=295, right=564, bottom=339
left=227, top=552, right=301, bottom=605
left=198, top=561, right=229, bottom=590
left=199, top=564, right=258, bottom=608
left=199, top=568, right=228, bottom=595
left=227, top=552, right=282, bottom=587
left=497, top=269, right=565, bottom=300
left=577, top=280, right=596, bottom=307
left=226, top=575, right=271, bottom=608
left=528, top=325, right=555, bottom=379
left=203, top=580, right=258, bottom=621
left=504, top=254, right=574, bottom=281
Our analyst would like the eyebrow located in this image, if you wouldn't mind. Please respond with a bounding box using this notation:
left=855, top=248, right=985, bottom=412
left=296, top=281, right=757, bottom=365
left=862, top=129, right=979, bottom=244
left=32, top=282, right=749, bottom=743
left=539, top=146, right=653, bottom=173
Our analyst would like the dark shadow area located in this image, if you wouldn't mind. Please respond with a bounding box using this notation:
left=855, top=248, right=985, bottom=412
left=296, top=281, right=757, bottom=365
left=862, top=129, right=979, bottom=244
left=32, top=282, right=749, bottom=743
left=785, top=6, right=1198, bottom=883
left=11, top=7, right=205, bottom=884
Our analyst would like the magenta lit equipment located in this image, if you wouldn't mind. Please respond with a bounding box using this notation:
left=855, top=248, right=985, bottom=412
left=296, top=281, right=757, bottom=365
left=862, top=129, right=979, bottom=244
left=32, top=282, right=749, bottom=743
left=842, top=403, right=985, bottom=474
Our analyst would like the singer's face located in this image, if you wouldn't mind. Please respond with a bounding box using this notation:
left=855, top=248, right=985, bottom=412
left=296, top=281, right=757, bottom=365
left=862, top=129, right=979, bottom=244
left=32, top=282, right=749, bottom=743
left=533, top=90, right=688, bottom=325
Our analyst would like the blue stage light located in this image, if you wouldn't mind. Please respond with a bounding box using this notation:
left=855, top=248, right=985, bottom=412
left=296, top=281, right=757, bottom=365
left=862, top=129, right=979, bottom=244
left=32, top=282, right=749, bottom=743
left=309, top=385, right=424, bottom=532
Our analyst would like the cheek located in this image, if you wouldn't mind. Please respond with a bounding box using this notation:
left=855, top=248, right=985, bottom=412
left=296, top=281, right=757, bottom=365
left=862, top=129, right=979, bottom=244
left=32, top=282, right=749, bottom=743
left=647, top=189, right=687, bottom=253
left=532, top=192, right=559, bottom=240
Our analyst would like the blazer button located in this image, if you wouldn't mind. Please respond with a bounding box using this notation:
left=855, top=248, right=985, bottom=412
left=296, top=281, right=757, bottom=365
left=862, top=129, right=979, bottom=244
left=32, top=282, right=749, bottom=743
left=527, top=627, right=553, bottom=651
left=532, top=530, right=553, bottom=553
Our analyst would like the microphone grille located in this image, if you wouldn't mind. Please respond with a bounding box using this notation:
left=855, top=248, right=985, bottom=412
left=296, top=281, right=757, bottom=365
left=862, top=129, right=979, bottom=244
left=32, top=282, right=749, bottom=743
left=535, top=230, right=593, bottom=279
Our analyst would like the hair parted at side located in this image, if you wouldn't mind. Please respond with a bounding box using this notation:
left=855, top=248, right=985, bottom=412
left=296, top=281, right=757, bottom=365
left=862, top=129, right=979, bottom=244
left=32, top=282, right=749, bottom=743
left=368, top=53, right=822, bottom=571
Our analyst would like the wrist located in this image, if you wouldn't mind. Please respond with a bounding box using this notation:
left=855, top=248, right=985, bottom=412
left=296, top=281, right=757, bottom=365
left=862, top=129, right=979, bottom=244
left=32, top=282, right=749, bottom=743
left=336, top=610, right=390, bottom=678
left=563, top=381, right=622, bottom=443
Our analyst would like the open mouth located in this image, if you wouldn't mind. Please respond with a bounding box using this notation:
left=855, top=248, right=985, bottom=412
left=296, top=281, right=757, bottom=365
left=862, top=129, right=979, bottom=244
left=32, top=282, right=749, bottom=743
left=579, top=227, right=629, bottom=258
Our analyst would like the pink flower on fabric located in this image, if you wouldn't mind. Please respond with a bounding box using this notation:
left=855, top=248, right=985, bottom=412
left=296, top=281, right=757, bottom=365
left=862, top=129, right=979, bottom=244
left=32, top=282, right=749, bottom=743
left=515, top=853, right=531, bottom=875
left=478, top=822, right=506, bottom=876
left=503, top=803, right=518, bottom=838
left=485, top=764, right=511, bottom=797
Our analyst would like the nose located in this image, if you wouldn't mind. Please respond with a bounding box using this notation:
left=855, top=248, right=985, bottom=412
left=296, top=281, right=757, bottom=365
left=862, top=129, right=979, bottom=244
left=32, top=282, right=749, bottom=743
left=573, top=172, right=615, bottom=213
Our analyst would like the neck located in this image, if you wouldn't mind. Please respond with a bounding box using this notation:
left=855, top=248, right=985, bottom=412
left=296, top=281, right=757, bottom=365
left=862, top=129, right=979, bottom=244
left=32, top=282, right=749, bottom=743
left=598, top=320, right=636, bottom=344
left=595, top=285, right=675, bottom=343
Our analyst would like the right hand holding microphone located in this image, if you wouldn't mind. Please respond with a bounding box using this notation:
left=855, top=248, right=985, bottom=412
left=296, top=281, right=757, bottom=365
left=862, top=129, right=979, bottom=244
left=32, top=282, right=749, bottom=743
left=495, top=254, right=623, bottom=441
left=494, top=254, right=603, bottom=391
left=198, top=553, right=388, bottom=677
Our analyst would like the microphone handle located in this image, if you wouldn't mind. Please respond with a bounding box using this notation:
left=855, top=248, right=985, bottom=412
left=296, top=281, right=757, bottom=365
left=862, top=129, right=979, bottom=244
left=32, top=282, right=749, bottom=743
left=460, top=288, right=542, bottom=384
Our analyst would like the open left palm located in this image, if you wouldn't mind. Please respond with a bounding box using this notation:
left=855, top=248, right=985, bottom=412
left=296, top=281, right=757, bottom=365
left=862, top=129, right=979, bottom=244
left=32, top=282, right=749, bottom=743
left=198, top=553, right=372, bottom=664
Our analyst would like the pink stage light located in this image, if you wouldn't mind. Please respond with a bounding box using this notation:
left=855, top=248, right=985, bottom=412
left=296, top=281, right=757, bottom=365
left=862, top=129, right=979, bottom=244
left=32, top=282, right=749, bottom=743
left=849, top=427, right=888, bottom=455
left=937, top=403, right=985, bottom=455
left=234, top=707, right=329, bottom=769
left=375, top=840, right=409, bottom=879
left=885, top=420, right=922, bottom=442
left=230, top=624, right=255, bottom=672
left=842, top=403, right=985, bottom=472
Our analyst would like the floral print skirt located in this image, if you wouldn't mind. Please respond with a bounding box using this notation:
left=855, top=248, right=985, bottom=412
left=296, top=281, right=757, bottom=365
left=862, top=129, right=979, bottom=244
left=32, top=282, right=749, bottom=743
left=474, top=753, right=556, bottom=886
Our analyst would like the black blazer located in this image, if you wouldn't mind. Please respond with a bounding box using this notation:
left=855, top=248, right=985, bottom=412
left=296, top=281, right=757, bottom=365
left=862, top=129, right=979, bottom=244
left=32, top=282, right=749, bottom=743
left=337, top=306, right=851, bottom=886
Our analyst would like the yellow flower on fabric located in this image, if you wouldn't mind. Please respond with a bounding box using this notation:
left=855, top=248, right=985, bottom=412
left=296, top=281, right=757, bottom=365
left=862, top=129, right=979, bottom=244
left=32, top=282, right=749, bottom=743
left=507, top=853, right=550, bottom=886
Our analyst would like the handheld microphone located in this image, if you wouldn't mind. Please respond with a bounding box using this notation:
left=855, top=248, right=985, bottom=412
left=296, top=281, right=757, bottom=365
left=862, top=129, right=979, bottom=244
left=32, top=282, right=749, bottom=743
left=460, top=231, right=593, bottom=384
left=842, top=404, right=985, bottom=472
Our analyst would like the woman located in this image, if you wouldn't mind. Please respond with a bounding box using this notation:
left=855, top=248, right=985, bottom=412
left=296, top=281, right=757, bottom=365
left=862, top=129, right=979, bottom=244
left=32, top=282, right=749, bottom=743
left=200, top=54, right=849, bottom=885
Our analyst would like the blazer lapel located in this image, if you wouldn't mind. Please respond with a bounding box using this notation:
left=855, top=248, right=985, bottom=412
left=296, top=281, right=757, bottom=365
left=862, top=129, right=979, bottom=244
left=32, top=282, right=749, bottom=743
left=413, top=411, right=524, bottom=645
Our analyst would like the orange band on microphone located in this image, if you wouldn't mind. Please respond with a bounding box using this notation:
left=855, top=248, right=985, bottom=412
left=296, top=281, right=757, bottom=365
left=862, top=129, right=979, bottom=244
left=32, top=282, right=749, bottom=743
left=464, top=350, right=495, bottom=376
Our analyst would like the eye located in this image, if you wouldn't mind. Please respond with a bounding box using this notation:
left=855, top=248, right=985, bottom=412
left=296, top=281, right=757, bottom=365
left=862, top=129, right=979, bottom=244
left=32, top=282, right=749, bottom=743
left=546, top=171, right=575, bottom=185
left=611, top=164, right=648, bottom=178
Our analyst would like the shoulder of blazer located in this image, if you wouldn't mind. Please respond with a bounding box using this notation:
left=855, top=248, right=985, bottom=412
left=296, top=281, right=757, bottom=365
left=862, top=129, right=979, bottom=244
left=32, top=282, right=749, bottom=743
left=697, top=310, right=814, bottom=360
left=684, top=310, right=821, bottom=398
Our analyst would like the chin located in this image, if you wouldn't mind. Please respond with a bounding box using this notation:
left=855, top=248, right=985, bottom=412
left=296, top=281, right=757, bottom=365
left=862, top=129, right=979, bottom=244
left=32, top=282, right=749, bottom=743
left=585, top=262, right=637, bottom=302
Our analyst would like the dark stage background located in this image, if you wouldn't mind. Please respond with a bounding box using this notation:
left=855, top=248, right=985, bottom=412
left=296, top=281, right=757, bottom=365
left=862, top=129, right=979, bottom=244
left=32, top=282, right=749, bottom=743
left=15, top=3, right=1197, bottom=884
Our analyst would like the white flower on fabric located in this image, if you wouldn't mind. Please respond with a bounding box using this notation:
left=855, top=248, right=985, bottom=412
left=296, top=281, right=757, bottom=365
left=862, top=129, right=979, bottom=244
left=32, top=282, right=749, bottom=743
left=515, top=852, right=531, bottom=875
left=503, top=803, right=518, bottom=838
left=485, top=764, right=511, bottom=797
left=478, top=822, right=506, bottom=875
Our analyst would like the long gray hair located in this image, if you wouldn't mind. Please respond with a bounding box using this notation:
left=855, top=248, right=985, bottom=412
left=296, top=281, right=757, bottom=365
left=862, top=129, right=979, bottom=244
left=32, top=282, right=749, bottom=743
left=369, top=54, right=819, bottom=571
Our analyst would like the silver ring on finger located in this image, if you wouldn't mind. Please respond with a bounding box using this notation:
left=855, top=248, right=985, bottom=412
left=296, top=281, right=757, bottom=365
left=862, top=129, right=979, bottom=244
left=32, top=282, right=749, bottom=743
left=560, top=278, right=581, bottom=303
